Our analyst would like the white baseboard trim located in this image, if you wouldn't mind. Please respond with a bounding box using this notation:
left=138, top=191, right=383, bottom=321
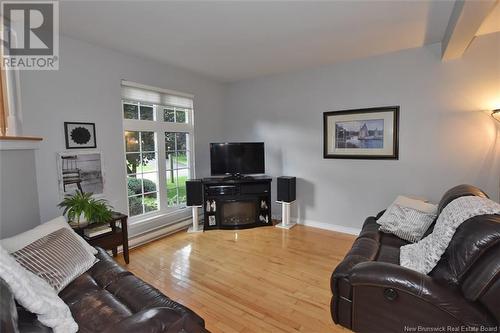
left=128, top=209, right=191, bottom=237
left=129, top=219, right=192, bottom=249
left=291, top=218, right=361, bottom=236
left=116, top=219, right=192, bottom=254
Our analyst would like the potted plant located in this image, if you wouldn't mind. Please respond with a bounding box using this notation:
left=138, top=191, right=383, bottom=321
left=58, top=190, right=113, bottom=228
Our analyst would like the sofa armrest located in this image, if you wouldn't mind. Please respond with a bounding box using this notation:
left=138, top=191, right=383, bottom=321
left=101, top=308, right=208, bottom=333
left=349, top=262, right=494, bottom=326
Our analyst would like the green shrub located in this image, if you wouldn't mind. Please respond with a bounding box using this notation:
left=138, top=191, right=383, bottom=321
left=127, top=177, right=156, bottom=195
left=127, top=178, right=141, bottom=194
left=128, top=195, right=142, bottom=216
left=143, top=179, right=156, bottom=193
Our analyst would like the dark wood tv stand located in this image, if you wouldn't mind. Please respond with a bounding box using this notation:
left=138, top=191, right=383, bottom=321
left=202, top=176, right=272, bottom=230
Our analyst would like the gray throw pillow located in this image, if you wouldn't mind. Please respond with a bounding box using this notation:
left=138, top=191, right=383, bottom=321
left=12, top=228, right=97, bottom=292
left=378, top=204, right=436, bottom=243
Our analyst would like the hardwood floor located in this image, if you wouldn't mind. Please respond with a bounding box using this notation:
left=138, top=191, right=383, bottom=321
left=116, top=224, right=355, bottom=333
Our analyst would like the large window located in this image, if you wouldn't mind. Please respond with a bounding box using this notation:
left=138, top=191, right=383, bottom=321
left=122, top=82, right=194, bottom=219
left=125, top=130, right=159, bottom=216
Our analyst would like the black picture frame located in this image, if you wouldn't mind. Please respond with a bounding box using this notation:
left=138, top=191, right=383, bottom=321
left=64, top=122, right=97, bottom=149
left=323, top=106, right=399, bottom=159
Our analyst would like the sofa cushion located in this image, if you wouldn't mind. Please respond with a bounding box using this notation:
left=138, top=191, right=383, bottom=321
left=379, top=205, right=436, bottom=243
left=101, top=308, right=210, bottom=333
left=378, top=195, right=437, bottom=223
left=106, top=274, right=205, bottom=326
left=375, top=244, right=400, bottom=264
left=89, top=248, right=132, bottom=288
left=12, top=228, right=97, bottom=292
left=379, top=232, right=410, bottom=248
left=65, top=289, right=133, bottom=333
left=59, top=273, right=102, bottom=304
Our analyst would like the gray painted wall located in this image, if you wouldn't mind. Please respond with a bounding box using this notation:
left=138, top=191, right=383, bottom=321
left=14, top=33, right=500, bottom=235
left=0, top=150, right=41, bottom=238
left=19, top=36, right=227, bottom=229
left=223, top=34, right=500, bottom=231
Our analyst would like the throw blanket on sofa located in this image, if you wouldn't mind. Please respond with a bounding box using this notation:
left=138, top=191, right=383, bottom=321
left=0, top=245, right=78, bottom=333
left=400, top=196, right=500, bottom=274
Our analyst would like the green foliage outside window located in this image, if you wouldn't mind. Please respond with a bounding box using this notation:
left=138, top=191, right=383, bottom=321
left=125, top=131, right=156, bottom=175
left=127, top=178, right=158, bottom=216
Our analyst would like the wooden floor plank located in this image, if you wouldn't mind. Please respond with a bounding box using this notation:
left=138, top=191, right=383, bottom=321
left=117, top=224, right=354, bottom=333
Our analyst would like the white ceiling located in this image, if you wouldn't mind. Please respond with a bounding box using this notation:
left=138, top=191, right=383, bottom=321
left=60, top=0, right=457, bottom=82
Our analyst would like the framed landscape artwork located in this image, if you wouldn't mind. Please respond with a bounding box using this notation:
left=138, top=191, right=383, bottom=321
left=323, top=106, right=399, bottom=159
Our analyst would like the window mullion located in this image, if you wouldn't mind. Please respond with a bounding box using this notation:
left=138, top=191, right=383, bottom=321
left=187, top=131, right=193, bottom=178
left=154, top=104, right=161, bottom=122
left=157, top=130, right=167, bottom=212
left=139, top=131, right=146, bottom=215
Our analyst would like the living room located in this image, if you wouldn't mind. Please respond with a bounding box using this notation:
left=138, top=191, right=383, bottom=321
left=0, top=1, right=499, bottom=332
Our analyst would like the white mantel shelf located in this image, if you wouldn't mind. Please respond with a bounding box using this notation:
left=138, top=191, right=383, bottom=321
left=0, top=136, right=43, bottom=150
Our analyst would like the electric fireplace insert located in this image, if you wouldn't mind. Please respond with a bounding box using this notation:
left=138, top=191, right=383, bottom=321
left=202, top=176, right=272, bottom=230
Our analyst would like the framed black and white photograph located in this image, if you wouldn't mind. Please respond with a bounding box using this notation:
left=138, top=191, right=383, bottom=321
left=57, top=152, right=104, bottom=197
left=64, top=122, right=97, bottom=149
left=323, top=106, right=399, bottom=159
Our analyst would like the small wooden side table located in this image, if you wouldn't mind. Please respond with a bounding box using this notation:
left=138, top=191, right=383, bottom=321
left=73, top=212, right=130, bottom=264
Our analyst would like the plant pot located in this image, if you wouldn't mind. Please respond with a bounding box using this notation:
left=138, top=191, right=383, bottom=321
left=68, top=214, right=89, bottom=228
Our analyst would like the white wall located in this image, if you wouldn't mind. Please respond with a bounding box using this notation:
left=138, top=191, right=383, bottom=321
left=0, top=149, right=41, bottom=238
left=17, top=33, right=500, bottom=234
left=223, top=33, right=500, bottom=231
left=19, top=36, right=227, bottom=228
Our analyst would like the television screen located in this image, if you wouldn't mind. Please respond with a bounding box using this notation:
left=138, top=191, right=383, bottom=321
left=210, top=142, right=265, bottom=175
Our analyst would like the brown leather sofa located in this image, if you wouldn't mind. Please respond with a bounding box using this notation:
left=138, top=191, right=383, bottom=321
left=1, top=247, right=209, bottom=333
left=331, top=185, right=500, bottom=333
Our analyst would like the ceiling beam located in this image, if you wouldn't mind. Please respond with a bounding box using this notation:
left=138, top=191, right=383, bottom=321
left=441, top=0, right=498, bottom=61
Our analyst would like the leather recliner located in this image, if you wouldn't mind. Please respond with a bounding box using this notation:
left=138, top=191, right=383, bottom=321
left=1, top=247, right=209, bottom=333
left=331, top=185, right=500, bottom=332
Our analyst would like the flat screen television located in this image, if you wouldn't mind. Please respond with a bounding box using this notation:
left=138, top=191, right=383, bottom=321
left=210, top=142, right=265, bottom=176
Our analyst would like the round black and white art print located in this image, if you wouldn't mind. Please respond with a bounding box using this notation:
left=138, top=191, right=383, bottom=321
left=64, top=122, right=97, bottom=149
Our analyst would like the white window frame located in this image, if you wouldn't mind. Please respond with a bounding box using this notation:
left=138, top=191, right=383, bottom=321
left=122, top=100, right=196, bottom=223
